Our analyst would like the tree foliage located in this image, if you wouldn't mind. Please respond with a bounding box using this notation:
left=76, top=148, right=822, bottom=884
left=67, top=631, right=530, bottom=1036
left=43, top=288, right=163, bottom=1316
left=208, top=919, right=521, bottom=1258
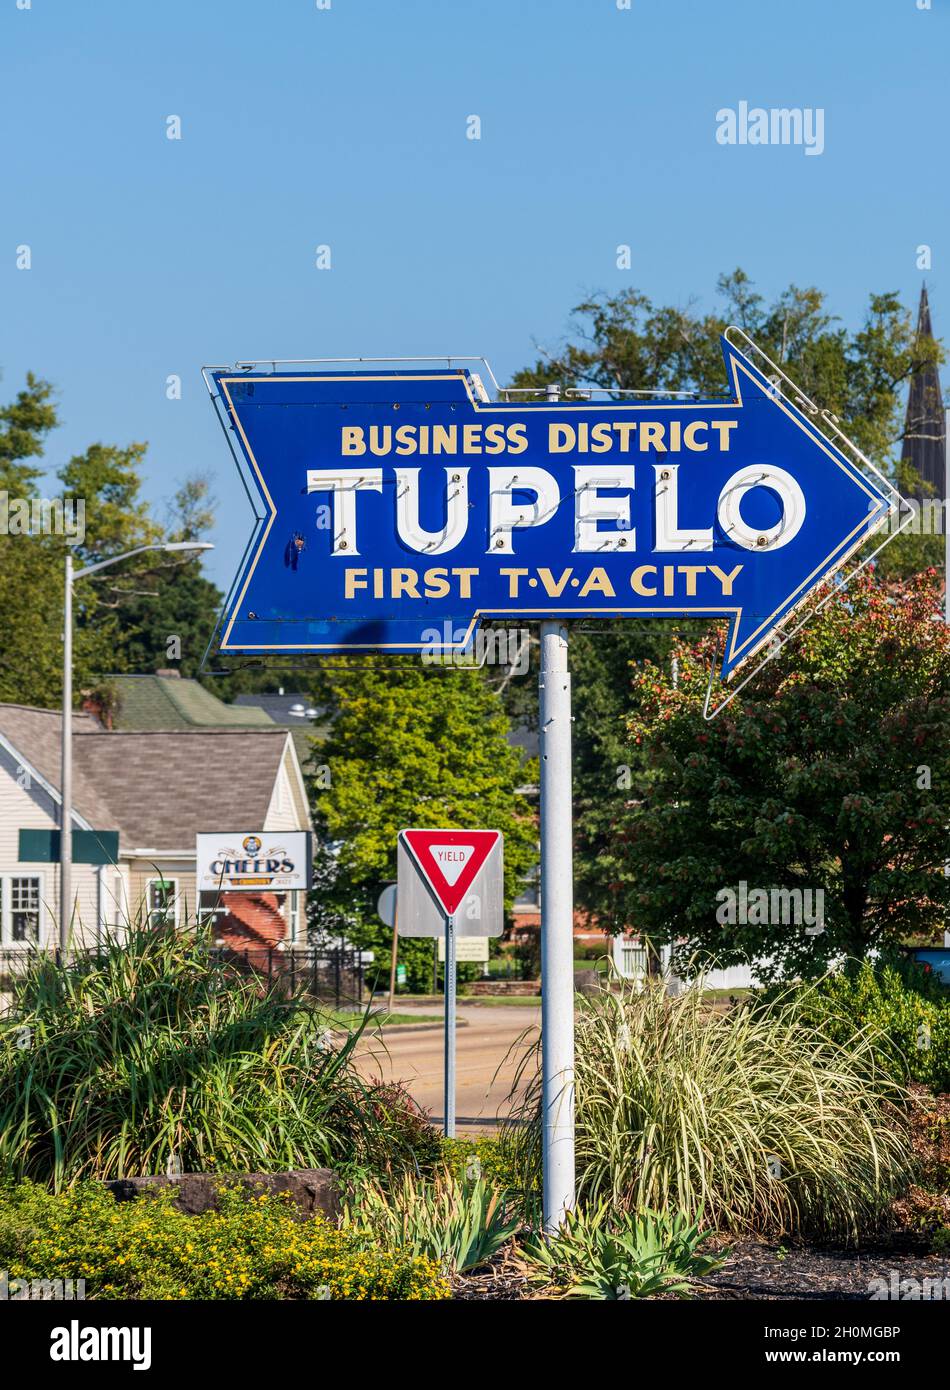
left=513, top=270, right=937, bottom=475
left=582, top=571, right=950, bottom=978
left=0, top=378, right=118, bottom=704
left=306, top=659, right=538, bottom=989
left=0, top=372, right=57, bottom=495
left=0, top=373, right=224, bottom=705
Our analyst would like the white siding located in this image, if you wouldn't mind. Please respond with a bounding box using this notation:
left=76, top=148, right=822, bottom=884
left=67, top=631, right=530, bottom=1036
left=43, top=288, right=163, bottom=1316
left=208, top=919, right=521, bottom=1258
left=0, top=764, right=101, bottom=947
left=263, top=739, right=312, bottom=832
left=611, top=937, right=764, bottom=992
left=2, top=728, right=311, bottom=945
left=127, top=860, right=198, bottom=925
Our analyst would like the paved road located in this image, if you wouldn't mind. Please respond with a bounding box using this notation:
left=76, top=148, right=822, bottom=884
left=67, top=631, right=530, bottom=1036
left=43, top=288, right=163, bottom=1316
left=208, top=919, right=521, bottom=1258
left=354, top=1002, right=540, bottom=1133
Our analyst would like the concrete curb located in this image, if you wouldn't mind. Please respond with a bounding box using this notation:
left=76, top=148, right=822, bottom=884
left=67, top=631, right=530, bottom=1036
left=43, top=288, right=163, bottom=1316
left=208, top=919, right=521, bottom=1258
left=374, top=1018, right=467, bottom=1034
left=340, top=1017, right=468, bottom=1035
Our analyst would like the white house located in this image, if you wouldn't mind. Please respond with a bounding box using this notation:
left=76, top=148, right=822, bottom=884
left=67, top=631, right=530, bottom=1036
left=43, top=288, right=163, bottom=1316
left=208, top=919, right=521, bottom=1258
left=0, top=703, right=312, bottom=952
left=611, top=935, right=764, bottom=992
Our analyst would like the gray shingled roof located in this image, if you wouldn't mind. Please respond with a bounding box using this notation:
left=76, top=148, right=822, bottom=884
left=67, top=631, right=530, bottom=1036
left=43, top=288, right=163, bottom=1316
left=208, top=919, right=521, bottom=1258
left=229, top=693, right=328, bottom=767
left=0, top=704, right=291, bottom=850
left=0, top=704, right=115, bottom=829
left=74, top=730, right=290, bottom=848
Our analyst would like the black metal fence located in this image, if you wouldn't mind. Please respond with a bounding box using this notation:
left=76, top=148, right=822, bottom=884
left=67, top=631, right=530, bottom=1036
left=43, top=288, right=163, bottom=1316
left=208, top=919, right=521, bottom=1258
left=0, top=946, right=365, bottom=1010
left=211, top=947, right=366, bottom=1007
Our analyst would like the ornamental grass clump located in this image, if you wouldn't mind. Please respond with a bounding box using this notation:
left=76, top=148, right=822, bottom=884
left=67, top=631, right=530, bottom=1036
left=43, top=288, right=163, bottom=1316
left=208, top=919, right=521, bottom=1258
left=341, top=1168, right=520, bottom=1274
left=0, top=1181, right=447, bottom=1300
left=0, top=926, right=421, bottom=1188
left=504, top=977, right=914, bottom=1242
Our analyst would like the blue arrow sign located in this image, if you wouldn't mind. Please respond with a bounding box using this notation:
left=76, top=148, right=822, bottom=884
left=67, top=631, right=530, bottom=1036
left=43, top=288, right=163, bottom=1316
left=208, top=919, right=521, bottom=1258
left=208, top=338, right=891, bottom=678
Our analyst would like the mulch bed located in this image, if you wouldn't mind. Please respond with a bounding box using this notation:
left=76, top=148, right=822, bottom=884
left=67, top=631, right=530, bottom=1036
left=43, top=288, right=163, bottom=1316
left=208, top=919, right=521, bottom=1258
left=454, top=1240, right=950, bottom=1300
left=453, top=1249, right=532, bottom=1300
left=684, top=1239, right=950, bottom=1300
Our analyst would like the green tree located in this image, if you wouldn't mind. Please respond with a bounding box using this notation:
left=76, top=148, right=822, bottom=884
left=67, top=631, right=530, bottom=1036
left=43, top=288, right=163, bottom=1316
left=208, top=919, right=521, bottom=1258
left=0, top=374, right=224, bottom=706
left=571, top=620, right=692, bottom=918
left=584, top=571, right=950, bottom=980
left=113, top=476, right=226, bottom=680
left=56, top=448, right=224, bottom=687
left=512, top=272, right=936, bottom=476
left=0, top=530, right=118, bottom=707
left=0, top=372, right=57, bottom=494
left=57, top=442, right=158, bottom=567
left=306, top=659, right=537, bottom=990
left=0, top=376, right=117, bottom=705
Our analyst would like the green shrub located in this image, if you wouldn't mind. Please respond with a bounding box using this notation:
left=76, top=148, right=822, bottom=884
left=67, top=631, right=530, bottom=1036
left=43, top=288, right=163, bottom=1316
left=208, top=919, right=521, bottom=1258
left=441, top=1136, right=540, bottom=1225
left=441, top=1135, right=534, bottom=1190
left=0, top=1181, right=447, bottom=1300
left=341, top=1168, right=519, bottom=1274
left=364, top=1084, right=445, bottom=1172
left=573, top=941, right=611, bottom=962
left=520, top=1204, right=723, bottom=1299
left=506, top=977, right=914, bottom=1242
left=797, top=962, right=950, bottom=1093
left=0, top=927, right=424, bottom=1187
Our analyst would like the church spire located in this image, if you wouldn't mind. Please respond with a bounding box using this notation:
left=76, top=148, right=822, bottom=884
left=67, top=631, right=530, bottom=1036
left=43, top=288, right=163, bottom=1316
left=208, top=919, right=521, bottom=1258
left=901, top=284, right=946, bottom=501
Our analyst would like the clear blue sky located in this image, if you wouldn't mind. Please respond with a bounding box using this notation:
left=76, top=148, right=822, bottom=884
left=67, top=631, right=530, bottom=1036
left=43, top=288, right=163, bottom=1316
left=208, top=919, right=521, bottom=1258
left=2, top=0, right=946, bottom=592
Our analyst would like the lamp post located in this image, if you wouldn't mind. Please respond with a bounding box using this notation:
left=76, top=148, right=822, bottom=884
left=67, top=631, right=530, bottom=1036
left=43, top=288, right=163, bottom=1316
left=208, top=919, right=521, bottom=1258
left=60, top=541, right=214, bottom=952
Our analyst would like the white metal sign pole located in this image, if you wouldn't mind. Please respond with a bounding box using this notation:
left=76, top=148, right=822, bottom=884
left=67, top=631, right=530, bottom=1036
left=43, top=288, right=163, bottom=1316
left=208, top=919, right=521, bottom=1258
left=539, top=618, right=576, bottom=1230
left=444, top=911, right=457, bottom=1137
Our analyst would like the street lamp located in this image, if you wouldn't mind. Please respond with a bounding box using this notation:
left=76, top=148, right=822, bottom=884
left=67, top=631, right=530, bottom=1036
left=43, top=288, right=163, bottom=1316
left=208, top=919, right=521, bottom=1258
left=60, top=541, right=214, bottom=951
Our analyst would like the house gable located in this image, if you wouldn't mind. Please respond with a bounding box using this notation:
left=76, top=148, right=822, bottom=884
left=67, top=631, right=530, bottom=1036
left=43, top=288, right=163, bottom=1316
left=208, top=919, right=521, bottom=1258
left=264, top=735, right=313, bottom=832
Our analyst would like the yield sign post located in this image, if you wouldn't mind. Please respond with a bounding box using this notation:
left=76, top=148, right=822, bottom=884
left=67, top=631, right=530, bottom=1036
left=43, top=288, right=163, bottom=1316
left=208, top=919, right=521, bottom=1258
left=397, top=829, right=503, bottom=1137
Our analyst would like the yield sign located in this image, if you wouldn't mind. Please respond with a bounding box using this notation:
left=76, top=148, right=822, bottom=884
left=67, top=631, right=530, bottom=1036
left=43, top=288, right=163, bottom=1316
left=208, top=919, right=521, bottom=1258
left=400, top=829, right=501, bottom=917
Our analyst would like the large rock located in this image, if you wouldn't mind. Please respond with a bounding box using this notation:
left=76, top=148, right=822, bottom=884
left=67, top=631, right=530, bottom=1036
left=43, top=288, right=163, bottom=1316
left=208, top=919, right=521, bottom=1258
left=105, top=1169, right=339, bottom=1220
